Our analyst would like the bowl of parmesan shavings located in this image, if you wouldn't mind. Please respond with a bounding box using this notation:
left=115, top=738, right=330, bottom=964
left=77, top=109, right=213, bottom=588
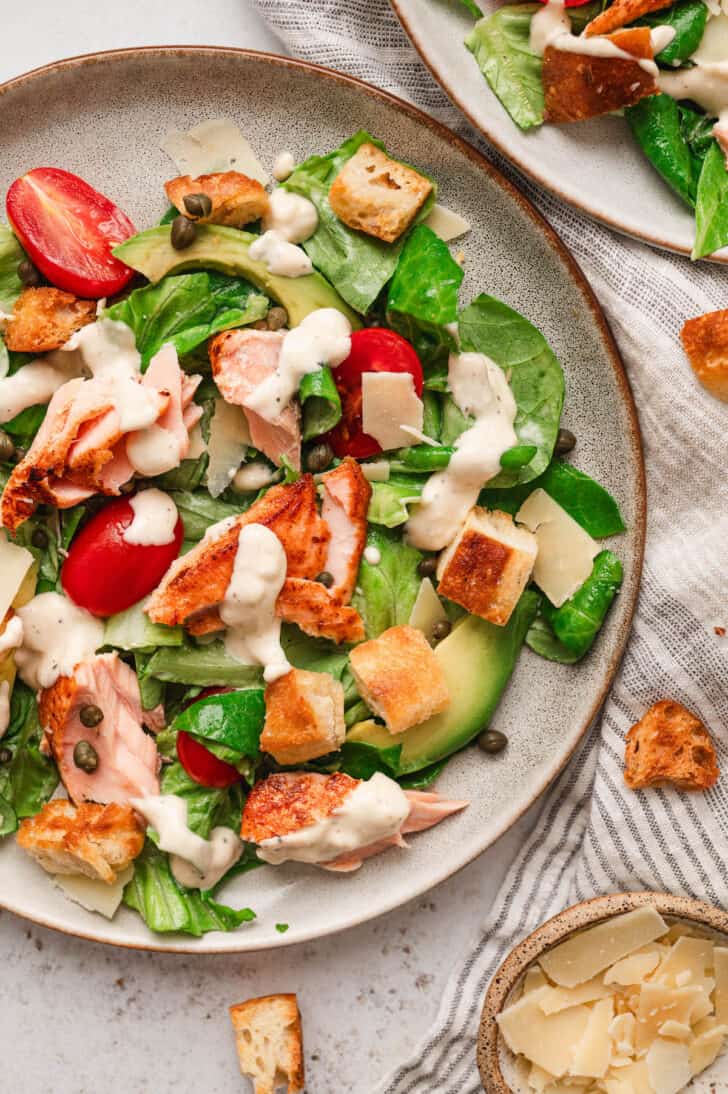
left=478, top=892, right=728, bottom=1094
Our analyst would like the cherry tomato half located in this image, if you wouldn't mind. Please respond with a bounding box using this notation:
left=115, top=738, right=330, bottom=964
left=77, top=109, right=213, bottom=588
left=324, top=328, right=424, bottom=459
left=176, top=730, right=241, bottom=789
left=6, top=167, right=136, bottom=298
left=61, top=496, right=183, bottom=617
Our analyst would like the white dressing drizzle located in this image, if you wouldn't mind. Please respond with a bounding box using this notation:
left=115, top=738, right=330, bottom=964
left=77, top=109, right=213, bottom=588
left=130, top=794, right=243, bottom=890
left=363, top=546, right=381, bottom=566
left=0, top=359, right=83, bottom=425
left=123, top=489, right=178, bottom=546
left=15, top=592, right=104, bottom=690
left=249, top=230, right=313, bottom=277
left=406, top=352, right=518, bottom=551
left=0, top=681, right=10, bottom=740
left=232, top=461, right=279, bottom=492
left=220, top=523, right=291, bottom=683
left=262, top=188, right=318, bottom=243
left=126, top=423, right=180, bottom=477
left=659, top=63, right=728, bottom=116
left=272, top=151, right=296, bottom=182
left=257, top=773, right=410, bottom=866
left=0, top=615, right=24, bottom=657
left=243, top=308, right=352, bottom=424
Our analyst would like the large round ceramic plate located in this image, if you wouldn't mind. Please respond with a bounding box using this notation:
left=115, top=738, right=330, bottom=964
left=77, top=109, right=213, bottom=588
left=391, top=0, right=723, bottom=260
left=0, top=48, right=645, bottom=952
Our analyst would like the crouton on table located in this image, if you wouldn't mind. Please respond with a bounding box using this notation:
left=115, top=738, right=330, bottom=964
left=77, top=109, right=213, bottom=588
left=165, top=170, right=270, bottom=227
left=328, top=142, right=432, bottom=243
left=349, top=624, right=450, bottom=735
left=261, top=668, right=345, bottom=765
left=624, top=700, right=719, bottom=791
left=4, top=287, right=95, bottom=353
left=437, top=508, right=537, bottom=627
left=681, top=308, right=728, bottom=402
left=17, top=799, right=144, bottom=884
left=229, top=994, right=304, bottom=1094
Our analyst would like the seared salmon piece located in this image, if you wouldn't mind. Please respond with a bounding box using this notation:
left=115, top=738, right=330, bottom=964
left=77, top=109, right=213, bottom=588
left=17, top=799, right=144, bottom=884
left=40, top=653, right=160, bottom=806
left=146, top=476, right=330, bottom=630
left=276, top=577, right=365, bottom=644
left=320, top=459, right=371, bottom=603
left=241, top=772, right=468, bottom=871
left=210, top=329, right=302, bottom=470
left=126, top=344, right=202, bottom=470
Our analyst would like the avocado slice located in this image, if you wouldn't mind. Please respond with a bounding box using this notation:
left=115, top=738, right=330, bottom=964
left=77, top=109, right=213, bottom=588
left=347, top=589, right=539, bottom=774
left=113, top=226, right=361, bottom=329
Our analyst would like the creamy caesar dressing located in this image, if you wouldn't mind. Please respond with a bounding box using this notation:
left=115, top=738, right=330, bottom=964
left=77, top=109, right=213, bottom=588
left=243, top=308, right=352, bottom=423
left=249, top=230, right=313, bottom=277
left=123, top=489, right=178, bottom=546
left=0, top=681, right=10, bottom=739
left=232, top=461, right=279, bottom=492
left=659, top=63, right=728, bottom=115
left=0, top=359, right=84, bottom=425
left=262, top=188, right=318, bottom=243
left=15, top=592, right=104, bottom=690
left=257, top=773, right=411, bottom=866
left=363, top=546, right=381, bottom=566
left=220, top=523, right=290, bottom=683
left=406, top=351, right=518, bottom=551
left=0, top=614, right=24, bottom=657
left=529, top=0, right=671, bottom=76
left=126, top=423, right=180, bottom=477
left=130, top=794, right=243, bottom=890
left=272, top=151, right=296, bottom=181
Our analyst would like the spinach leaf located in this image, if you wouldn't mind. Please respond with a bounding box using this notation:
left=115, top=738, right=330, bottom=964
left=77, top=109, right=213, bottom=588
left=627, top=95, right=696, bottom=208
left=352, top=526, right=423, bottom=637
left=480, top=459, right=625, bottom=537
left=422, top=390, right=442, bottom=441
left=340, top=738, right=402, bottom=780
left=459, top=294, right=564, bottom=486
left=2, top=404, right=47, bottom=449
left=106, top=272, right=269, bottom=368
left=168, top=489, right=245, bottom=542
left=681, top=105, right=715, bottom=163
left=151, top=454, right=209, bottom=493
left=123, top=841, right=255, bottom=936
left=397, top=757, right=450, bottom=789
left=146, top=642, right=264, bottom=688
left=525, top=615, right=581, bottom=663
left=367, top=475, right=424, bottom=528
left=693, top=140, right=728, bottom=260
left=160, top=759, right=247, bottom=838
left=635, top=0, right=707, bottom=66
left=12, top=504, right=83, bottom=594
left=465, top=5, right=544, bottom=131
left=0, top=682, right=58, bottom=834
left=135, top=653, right=165, bottom=711
left=173, top=690, right=266, bottom=758
left=0, top=223, right=24, bottom=312
left=386, top=225, right=463, bottom=377
left=284, top=130, right=437, bottom=314
left=542, top=549, right=623, bottom=657
left=300, top=366, right=342, bottom=439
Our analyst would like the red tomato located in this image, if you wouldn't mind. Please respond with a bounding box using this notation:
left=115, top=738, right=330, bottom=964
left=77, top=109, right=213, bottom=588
left=176, top=730, right=241, bottom=789
left=61, top=496, right=183, bottom=617
left=324, top=328, right=424, bottom=459
left=6, top=167, right=136, bottom=298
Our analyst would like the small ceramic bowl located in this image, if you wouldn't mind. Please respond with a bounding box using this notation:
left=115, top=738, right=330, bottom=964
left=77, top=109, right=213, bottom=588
left=477, top=891, right=728, bottom=1093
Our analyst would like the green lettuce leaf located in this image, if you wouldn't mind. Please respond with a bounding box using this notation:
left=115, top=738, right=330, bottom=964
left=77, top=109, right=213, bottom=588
left=0, top=224, right=24, bottom=312
left=168, top=489, right=246, bottom=543
left=145, top=642, right=264, bottom=688
left=160, top=760, right=246, bottom=838
left=465, top=5, right=544, bottom=131
left=693, top=141, right=728, bottom=260
left=123, top=841, right=255, bottom=936
left=284, top=130, right=437, bottom=314
left=172, top=689, right=266, bottom=758
left=458, top=294, right=564, bottom=487
left=0, top=682, right=58, bottom=834
left=352, top=526, right=423, bottom=637
left=367, top=475, right=424, bottom=528
left=11, top=505, right=85, bottom=594
left=542, top=549, right=623, bottom=657
left=627, top=95, right=697, bottom=209
left=152, top=454, right=209, bottom=493
left=453, top=0, right=483, bottom=16
left=397, top=757, right=450, bottom=790
left=106, top=271, right=269, bottom=368
left=525, top=615, right=581, bottom=664
left=634, top=0, right=707, bottom=66
left=2, top=404, right=47, bottom=448
left=300, top=366, right=342, bottom=439
left=104, top=600, right=184, bottom=652
left=339, top=738, right=402, bottom=780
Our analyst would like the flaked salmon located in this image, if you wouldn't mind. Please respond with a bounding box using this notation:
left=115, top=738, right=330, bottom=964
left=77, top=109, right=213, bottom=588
left=320, top=459, right=371, bottom=603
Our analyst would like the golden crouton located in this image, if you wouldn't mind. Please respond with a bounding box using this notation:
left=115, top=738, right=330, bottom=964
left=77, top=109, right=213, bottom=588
left=543, top=30, right=657, bottom=124
left=349, top=624, right=450, bottom=735
left=681, top=309, right=728, bottom=402
left=328, top=143, right=432, bottom=244
left=229, top=994, right=305, bottom=1094
left=4, top=287, right=95, bottom=353
left=585, top=0, right=672, bottom=37
left=436, top=508, right=537, bottom=627
left=164, top=171, right=269, bottom=227
left=624, top=700, right=719, bottom=791
left=17, top=799, right=144, bottom=884
left=261, top=668, right=345, bottom=765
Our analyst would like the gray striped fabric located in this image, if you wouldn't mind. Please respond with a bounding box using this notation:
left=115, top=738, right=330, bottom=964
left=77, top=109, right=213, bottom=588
left=252, top=3, right=728, bottom=1089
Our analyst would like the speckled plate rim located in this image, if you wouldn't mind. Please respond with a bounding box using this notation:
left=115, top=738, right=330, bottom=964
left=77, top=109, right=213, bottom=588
left=389, top=0, right=728, bottom=265
left=477, top=891, right=728, bottom=1092
left=0, top=46, right=645, bottom=953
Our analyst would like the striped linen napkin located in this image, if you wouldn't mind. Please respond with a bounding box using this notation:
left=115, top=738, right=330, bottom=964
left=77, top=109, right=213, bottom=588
left=252, top=3, right=728, bottom=1089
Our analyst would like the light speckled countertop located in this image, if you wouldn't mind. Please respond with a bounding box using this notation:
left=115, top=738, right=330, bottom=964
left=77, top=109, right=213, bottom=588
left=0, top=5, right=536, bottom=1090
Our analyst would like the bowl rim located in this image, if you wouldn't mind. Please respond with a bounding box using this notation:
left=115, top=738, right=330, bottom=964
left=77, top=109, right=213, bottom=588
left=0, top=45, right=646, bottom=953
left=477, top=890, right=728, bottom=1092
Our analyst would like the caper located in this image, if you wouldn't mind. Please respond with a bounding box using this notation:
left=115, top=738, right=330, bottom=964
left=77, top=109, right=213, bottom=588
left=555, top=428, right=576, bottom=456
left=266, top=306, right=288, bottom=331
left=477, top=729, right=508, bottom=755
left=306, top=442, right=334, bottom=473
left=31, top=528, right=48, bottom=549
left=0, top=747, right=11, bottom=764
left=170, top=215, right=198, bottom=250
left=119, top=480, right=135, bottom=494
left=73, top=739, right=98, bottom=772
left=432, top=619, right=452, bottom=642
left=17, top=258, right=41, bottom=287
left=182, top=192, right=213, bottom=219
left=0, top=431, right=15, bottom=462
left=417, top=556, right=437, bottom=579
left=315, top=571, right=334, bottom=588
left=79, top=704, right=104, bottom=729
left=252, top=319, right=269, bottom=331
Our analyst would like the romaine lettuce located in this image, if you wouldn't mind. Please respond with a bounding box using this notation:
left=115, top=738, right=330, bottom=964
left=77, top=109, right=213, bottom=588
left=693, top=140, right=728, bottom=260
left=465, top=5, right=545, bottom=131
left=352, top=526, right=423, bottom=637
left=0, top=682, right=58, bottom=835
